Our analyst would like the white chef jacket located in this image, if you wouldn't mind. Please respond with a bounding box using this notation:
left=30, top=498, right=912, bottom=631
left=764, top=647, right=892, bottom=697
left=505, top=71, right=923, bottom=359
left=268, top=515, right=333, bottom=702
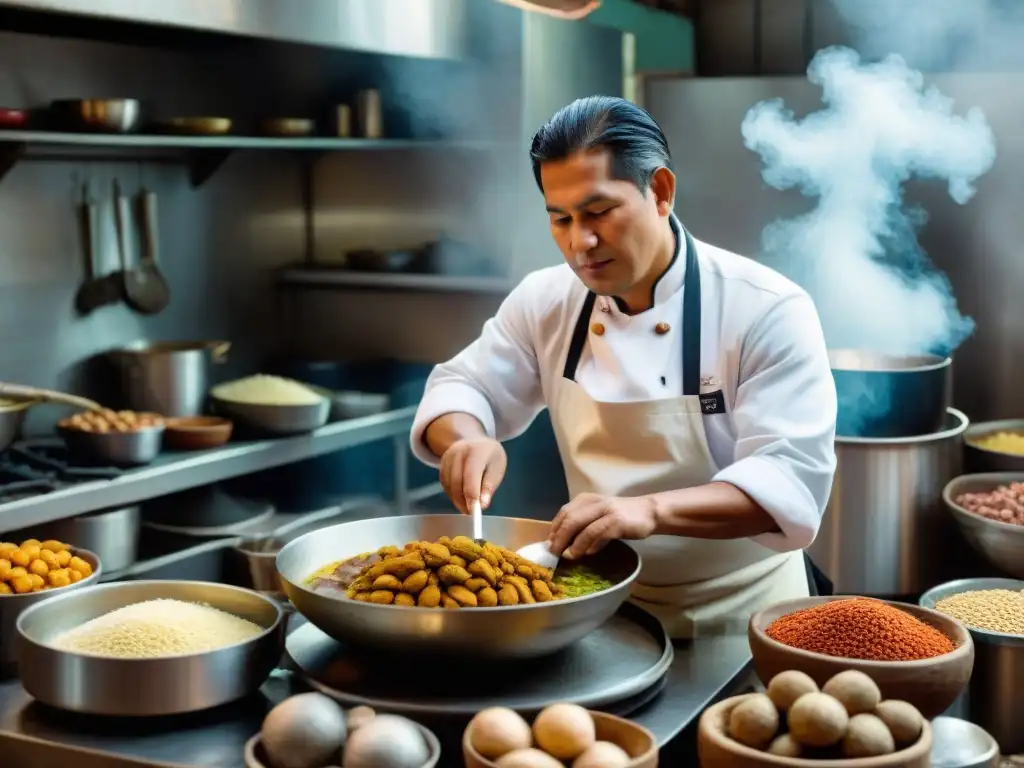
left=410, top=220, right=838, bottom=552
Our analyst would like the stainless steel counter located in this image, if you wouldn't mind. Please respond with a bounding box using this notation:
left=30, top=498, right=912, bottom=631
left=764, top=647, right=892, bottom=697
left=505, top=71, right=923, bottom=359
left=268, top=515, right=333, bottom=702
left=0, top=632, right=753, bottom=767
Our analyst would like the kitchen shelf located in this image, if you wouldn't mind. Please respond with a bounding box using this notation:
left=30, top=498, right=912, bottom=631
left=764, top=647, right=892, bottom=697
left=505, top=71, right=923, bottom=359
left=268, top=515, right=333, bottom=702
left=0, top=130, right=493, bottom=188
left=278, top=267, right=512, bottom=295
left=0, top=406, right=417, bottom=532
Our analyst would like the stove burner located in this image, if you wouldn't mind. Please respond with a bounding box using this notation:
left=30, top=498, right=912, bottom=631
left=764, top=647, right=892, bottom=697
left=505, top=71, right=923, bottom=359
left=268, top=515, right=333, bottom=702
left=0, top=440, right=122, bottom=504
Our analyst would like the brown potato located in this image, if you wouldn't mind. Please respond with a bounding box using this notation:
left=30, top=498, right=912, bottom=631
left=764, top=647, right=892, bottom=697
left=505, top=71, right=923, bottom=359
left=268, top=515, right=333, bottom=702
left=468, top=559, right=498, bottom=586
left=427, top=572, right=440, bottom=587
left=352, top=590, right=372, bottom=602
left=402, top=570, right=430, bottom=594
left=365, top=554, right=424, bottom=581
left=448, top=536, right=484, bottom=562
left=498, top=583, right=520, bottom=605
left=531, top=580, right=554, bottom=602
left=447, top=584, right=478, bottom=607
left=372, top=574, right=403, bottom=590
left=478, top=586, right=499, bottom=607
left=418, top=585, right=442, bottom=608
left=516, top=564, right=535, bottom=579
left=418, top=542, right=451, bottom=567
left=448, top=555, right=467, bottom=568
left=511, top=580, right=535, bottom=604
left=369, top=590, right=396, bottom=605
left=464, top=577, right=489, bottom=593
left=377, top=545, right=402, bottom=559
left=441, top=594, right=460, bottom=609
left=394, top=593, right=416, bottom=607
left=438, top=564, right=471, bottom=585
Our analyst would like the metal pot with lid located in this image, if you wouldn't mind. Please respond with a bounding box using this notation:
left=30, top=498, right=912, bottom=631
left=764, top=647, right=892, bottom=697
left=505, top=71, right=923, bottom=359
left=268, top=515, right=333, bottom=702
left=108, top=340, right=230, bottom=418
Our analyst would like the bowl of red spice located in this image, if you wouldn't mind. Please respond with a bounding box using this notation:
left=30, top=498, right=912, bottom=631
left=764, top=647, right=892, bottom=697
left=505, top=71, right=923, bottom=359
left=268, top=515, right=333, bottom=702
left=748, top=596, right=974, bottom=720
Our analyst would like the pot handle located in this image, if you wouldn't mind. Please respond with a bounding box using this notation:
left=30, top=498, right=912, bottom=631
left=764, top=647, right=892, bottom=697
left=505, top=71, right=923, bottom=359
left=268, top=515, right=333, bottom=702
left=0, top=382, right=103, bottom=412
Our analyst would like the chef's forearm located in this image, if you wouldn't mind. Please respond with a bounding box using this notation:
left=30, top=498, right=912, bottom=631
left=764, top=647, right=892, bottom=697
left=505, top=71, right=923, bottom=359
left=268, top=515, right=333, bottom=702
left=650, top=482, right=781, bottom=539
left=423, top=413, right=489, bottom=458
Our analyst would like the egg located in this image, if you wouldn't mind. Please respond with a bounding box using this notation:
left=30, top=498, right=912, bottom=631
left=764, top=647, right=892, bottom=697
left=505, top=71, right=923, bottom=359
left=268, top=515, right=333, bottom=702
left=343, top=714, right=429, bottom=768
left=822, top=670, right=882, bottom=716
left=572, top=740, right=632, bottom=768
left=533, top=703, right=596, bottom=761
left=261, top=693, right=347, bottom=768
left=873, top=700, right=923, bottom=744
left=727, top=693, right=779, bottom=748
left=787, top=692, right=849, bottom=748
left=347, top=705, right=377, bottom=732
left=767, top=734, right=803, bottom=758
left=766, top=670, right=819, bottom=711
left=842, top=713, right=896, bottom=758
left=495, top=748, right=564, bottom=768
left=469, top=707, right=533, bottom=760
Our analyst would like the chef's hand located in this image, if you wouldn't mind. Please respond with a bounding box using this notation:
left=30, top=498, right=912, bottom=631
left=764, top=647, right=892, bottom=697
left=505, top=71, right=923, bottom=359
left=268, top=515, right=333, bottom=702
left=547, top=493, right=658, bottom=560
left=439, top=437, right=508, bottom=515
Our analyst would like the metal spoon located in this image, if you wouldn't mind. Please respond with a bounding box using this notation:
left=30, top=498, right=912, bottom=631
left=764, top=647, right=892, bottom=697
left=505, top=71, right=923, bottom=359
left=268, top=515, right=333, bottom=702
left=517, top=539, right=559, bottom=570
left=471, top=498, right=484, bottom=544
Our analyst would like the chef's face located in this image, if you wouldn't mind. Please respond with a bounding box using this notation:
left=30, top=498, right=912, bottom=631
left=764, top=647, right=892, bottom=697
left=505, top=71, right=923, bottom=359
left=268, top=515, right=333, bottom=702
left=540, top=148, right=675, bottom=299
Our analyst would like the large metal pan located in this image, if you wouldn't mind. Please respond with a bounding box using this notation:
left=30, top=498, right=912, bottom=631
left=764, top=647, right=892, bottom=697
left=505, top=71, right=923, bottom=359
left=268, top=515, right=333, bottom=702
left=276, top=514, right=640, bottom=660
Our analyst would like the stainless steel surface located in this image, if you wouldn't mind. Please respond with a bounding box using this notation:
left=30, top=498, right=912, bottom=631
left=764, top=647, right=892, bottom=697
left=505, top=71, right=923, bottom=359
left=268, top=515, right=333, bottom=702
left=943, top=473, right=1024, bottom=579
left=0, top=0, right=467, bottom=59
left=921, top=578, right=1024, bottom=756
left=643, top=75, right=1024, bottom=426
left=0, top=619, right=754, bottom=767
left=276, top=514, right=641, bottom=660
left=51, top=99, right=140, bottom=133
left=829, top=349, right=952, bottom=438
left=964, top=420, right=1024, bottom=474
left=0, top=402, right=30, bottom=452
left=75, top=183, right=122, bottom=314
left=808, top=408, right=970, bottom=595
left=278, top=269, right=511, bottom=294
left=0, top=548, right=101, bottom=668
left=17, top=580, right=284, bottom=716
left=59, top=424, right=164, bottom=467
left=109, top=340, right=229, bottom=418
left=355, top=89, right=383, bottom=139
left=929, top=716, right=1000, bottom=768
left=0, top=407, right=416, bottom=533
left=287, top=600, right=672, bottom=715
left=141, top=486, right=274, bottom=537
left=211, top=396, right=331, bottom=435
left=246, top=727, right=441, bottom=768
left=39, top=506, right=140, bottom=574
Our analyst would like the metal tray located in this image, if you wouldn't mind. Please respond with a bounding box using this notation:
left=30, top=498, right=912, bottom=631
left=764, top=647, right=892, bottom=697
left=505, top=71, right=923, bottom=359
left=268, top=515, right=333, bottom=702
left=286, top=601, right=673, bottom=717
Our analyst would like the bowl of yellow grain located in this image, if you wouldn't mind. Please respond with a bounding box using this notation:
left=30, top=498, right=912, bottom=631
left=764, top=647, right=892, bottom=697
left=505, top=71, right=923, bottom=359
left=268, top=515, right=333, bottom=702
left=964, top=419, right=1024, bottom=473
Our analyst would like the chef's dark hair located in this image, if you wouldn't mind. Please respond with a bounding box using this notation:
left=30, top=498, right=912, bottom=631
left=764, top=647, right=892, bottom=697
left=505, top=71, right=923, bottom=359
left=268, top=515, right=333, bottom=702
left=529, top=95, right=673, bottom=194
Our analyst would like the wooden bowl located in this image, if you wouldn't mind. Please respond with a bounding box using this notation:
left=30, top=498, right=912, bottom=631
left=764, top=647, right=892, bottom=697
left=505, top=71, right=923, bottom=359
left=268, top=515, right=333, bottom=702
left=698, top=695, right=933, bottom=768
left=463, top=710, right=658, bottom=768
left=164, top=416, right=233, bottom=450
left=748, top=596, right=974, bottom=719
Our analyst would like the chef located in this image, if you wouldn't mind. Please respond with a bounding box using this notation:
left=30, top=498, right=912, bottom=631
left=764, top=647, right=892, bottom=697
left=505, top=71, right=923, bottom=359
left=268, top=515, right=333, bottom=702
left=410, top=95, right=838, bottom=638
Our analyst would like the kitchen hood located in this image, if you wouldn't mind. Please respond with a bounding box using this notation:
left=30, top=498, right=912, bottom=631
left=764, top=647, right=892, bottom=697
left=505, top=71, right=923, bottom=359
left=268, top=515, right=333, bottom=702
left=496, top=0, right=601, bottom=20
left=0, top=0, right=467, bottom=59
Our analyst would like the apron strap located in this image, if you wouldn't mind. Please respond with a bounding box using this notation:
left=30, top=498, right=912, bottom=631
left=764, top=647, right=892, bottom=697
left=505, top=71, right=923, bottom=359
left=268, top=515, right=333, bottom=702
left=562, top=221, right=702, bottom=392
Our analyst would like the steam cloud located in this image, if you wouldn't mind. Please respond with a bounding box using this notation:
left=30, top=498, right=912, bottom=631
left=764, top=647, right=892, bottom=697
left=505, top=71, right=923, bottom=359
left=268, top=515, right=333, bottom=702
left=741, top=46, right=996, bottom=358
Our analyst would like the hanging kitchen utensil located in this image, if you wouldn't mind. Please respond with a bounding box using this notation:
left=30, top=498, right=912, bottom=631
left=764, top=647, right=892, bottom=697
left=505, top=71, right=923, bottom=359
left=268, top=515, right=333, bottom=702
left=121, top=186, right=170, bottom=315
left=0, top=382, right=102, bottom=411
left=74, top=181, right=123, bottom=315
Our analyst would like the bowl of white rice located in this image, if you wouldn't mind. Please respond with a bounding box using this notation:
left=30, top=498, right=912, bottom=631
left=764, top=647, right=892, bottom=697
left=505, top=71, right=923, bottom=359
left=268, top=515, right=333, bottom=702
left=16, top=580, right=285, bottom=716
left=210, top=375, right=330, bottom=435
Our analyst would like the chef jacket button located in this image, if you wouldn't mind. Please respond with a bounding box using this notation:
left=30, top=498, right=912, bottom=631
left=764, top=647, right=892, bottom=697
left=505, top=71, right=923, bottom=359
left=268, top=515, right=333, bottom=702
left=655, top=322, right=670, bottom=335
left=591, top=323, right=605, bottom=336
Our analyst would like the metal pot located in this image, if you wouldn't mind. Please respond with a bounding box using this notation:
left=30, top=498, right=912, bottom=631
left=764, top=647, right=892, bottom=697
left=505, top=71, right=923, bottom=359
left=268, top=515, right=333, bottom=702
left=41, top=506, right=140, bottom=574
left=108, top=340, right=230, bottom=417
left=830, top=349, right=952, bottom=438
left=807, top=408, right=970, bottom=596
left=921, top=578, right=1024, bottom=756
left=0, top=400, right=32, bottom=452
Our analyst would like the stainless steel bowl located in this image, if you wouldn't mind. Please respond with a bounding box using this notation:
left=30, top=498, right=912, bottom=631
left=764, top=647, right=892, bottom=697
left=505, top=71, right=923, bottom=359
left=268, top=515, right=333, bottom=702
left=17, top=580, right=284, bottom=716
left=921, top=577, right=1024, bottom=755
left=59, top=424, right=165, bottom=466
left=929, top=716, right=1000, bottom=768
left=964, top=419, right=1024, bottom=473
left=943, top=473, right=1024, bottom=578
left=276, top=514, right=641, bottom=660
left=328, top=390, right=390, bottom=420
left=51, top=99, right=141, bottom=133
left=211, top=395, right=330, bottom=435
left=28, top=507, right=139, bottom=574
left=0, top=548, right=101, bottom=669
